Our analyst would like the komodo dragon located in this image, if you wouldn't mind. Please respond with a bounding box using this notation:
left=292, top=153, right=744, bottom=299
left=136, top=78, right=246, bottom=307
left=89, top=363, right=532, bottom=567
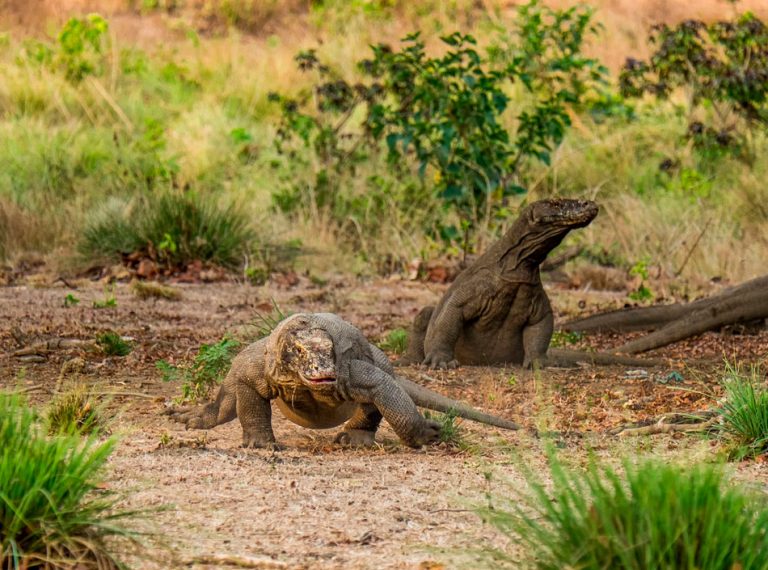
left=401, top=198, right=599, bottom=369
left=167, top=313, right=520, bottom=449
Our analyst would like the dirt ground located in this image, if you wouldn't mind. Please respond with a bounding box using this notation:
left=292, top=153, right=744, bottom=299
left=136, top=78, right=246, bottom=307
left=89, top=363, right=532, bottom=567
left=1, top=275, right=768, bottom=569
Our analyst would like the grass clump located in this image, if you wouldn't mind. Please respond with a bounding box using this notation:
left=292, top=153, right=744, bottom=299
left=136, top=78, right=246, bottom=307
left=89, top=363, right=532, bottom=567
left=80, top=192, right=254, bottom=270
left=424, top=409, right=467, bottom=449
left=480, top=456, right=768, bottom=569
left=718, top=363, right=768, bottom=459
left=130, top=280, right=181, bottom=301
left=95, top=331, right=133, bottom=357
left=157, top=336, right=240, bottom=402
left=92, top=286, right=117, bottom=309
left=377, top=328, right=409, bottom=355
left=45, top=385, right=104, bottom=436
left=1, top=391, right=136, bottom=568
left=250, top=300, right=289, bottom=340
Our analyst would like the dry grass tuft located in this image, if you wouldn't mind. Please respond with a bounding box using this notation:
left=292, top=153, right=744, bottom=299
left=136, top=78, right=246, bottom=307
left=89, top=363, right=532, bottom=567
left=130, top=280, right=182, bottom=301
left=0, top=198, right=61, bottom=263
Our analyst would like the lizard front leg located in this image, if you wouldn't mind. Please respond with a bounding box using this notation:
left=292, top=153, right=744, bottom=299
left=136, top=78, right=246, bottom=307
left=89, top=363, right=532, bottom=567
left=422, top=280, right=492, bottom=369
left=237, top=382, right=280, bottom=449
left=334, top=404, right=382, bottom=447
left=397, top=306, right=433, bottom=365
left=522, top=299, right=554, bottom=369
left=345, top=360, right=440, bottom=448
left=422, top=301, right=462, bottom=369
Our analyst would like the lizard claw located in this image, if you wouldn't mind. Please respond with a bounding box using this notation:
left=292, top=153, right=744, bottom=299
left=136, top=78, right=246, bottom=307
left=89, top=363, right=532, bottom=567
left=422, top=353, right=459, bottom=369
left=241, top=439, right=284, bottom=451
left=334, top=429, right=376, bottom=447
left=241, top=428, right=283, bottom=450
left=165, top=406, right=205, bottom=428
left=405, top=419, right=442, bottom=447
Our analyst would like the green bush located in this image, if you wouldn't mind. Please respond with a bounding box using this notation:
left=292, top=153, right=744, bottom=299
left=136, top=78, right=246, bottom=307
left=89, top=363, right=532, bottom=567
left=270, top=0, right=606, bottom=249
left=718, top=363, right=768, bottom=459
left=480, top=456, right=768, bottom=569
left=0, top=391, right=136, bottom=568
left=157, top=337, right=240, bottom=402
left=79, top=192, right=254, bottom=269
left=621, top=12, right=768, bottom=162
left=21, top=14, right=110, bottom=83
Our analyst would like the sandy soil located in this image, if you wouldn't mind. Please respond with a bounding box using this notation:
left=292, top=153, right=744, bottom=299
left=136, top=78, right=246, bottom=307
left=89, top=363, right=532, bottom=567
left=1, top=276, right=767, bottom=569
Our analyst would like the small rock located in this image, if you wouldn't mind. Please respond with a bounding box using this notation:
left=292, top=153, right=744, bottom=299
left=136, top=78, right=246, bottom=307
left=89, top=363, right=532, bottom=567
left=624, top=369, right=649, bottom=379
left=136, top=259, right=158, bottom=279
left=655, top=371, right=685, bottom=384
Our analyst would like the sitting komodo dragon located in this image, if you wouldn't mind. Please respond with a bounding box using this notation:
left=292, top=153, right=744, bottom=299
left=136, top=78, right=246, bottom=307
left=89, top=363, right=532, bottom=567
left=167, top=313, right=520, bottom=449
left=401, top=198, right=599, bottom=369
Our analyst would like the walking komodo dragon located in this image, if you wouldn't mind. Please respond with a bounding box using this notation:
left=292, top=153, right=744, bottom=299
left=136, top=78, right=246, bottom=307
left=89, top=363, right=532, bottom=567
left=167, top=313, right=520, bottom=449
left=401, top=198, right=599, bottom=368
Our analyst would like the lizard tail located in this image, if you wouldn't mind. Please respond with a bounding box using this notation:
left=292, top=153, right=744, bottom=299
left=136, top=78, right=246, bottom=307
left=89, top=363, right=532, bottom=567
left=394, top=375, right=521, bottom=431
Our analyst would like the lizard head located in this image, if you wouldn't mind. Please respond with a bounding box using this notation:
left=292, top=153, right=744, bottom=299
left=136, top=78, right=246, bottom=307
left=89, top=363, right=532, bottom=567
left=499, top=199, right=598, bottom=271
left=269, top=315, right=337, bottom=388
left=528, top=199, right=599, bottom=228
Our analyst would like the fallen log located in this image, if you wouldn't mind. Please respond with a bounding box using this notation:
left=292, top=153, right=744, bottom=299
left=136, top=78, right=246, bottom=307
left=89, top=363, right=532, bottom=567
left=547, top=349, right=667, bottom=367
left=617, top=286, right=768, bottom=354
left=563, top=274, right=768, bottom=334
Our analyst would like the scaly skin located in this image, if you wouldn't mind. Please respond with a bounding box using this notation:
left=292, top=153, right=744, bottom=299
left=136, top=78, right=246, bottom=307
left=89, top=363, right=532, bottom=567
left=166, top=313, right=519, bottom=449
left=401, top=199, right=599, bottom=369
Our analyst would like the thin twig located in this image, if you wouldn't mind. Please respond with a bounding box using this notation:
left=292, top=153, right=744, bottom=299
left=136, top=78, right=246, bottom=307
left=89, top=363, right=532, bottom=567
left=186, top=554, right=288, bottom=568
left=88, top=77, right=134, bottom=131
left=616, top=417, right=717, bottom=437
left=675, top=218, right=711, bottom=276
left=93, top=391, right=158, bottom=399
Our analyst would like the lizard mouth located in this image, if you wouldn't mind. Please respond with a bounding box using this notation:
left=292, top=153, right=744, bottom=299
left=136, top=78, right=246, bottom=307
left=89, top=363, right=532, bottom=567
left=299, top=372, right=337, bottom=385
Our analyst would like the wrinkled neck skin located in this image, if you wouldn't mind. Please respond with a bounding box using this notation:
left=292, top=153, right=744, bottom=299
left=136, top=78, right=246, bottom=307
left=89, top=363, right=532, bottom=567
left=495, top=219, right=570, bottom=280
left=492, top=200, right=598, bottom=282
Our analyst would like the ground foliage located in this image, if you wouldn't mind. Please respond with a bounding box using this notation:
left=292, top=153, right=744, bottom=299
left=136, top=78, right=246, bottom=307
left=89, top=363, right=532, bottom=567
left=79, top=192, right=254, bottom=270
left=718, top=363, right=768, bottom=459
left=45, top=385, right=105, bottom=435
left=482, top=455, right=768, bottom=569
left=157, top=336, right=240, bottom=402
left=0, top=391, right=136, bottom=569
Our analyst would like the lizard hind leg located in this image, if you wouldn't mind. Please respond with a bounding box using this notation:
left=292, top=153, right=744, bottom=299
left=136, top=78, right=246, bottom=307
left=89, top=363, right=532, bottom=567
left=165, top=377, right=238, bottom=429
left=334, top=404, right=383, bottom=447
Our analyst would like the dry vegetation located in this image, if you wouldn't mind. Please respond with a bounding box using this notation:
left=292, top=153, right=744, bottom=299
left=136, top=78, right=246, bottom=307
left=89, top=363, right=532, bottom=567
left=0, top=0, right=767, bottom=283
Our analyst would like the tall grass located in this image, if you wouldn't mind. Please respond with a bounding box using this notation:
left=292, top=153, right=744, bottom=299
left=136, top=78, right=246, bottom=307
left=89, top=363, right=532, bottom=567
left=79, top=192, right=255, bottom=269
left=0, top=391, right=137, bottom=569
left=718, top=363, right=768, bottom=459
left=481, top=456, right=768, bottom=569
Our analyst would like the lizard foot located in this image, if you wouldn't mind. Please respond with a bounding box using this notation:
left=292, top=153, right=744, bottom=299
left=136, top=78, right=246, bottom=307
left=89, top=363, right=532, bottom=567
left=241, top=440, right=285, bottom=451
left=165, top=406, right=209, bottom=429
left=241, top=431, right=284, bottom=450
left=334, top=429, right=376, bottom=447
left=422, top=352, right=459, bottom=369
left=405, top=419, right=442, bottom=448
